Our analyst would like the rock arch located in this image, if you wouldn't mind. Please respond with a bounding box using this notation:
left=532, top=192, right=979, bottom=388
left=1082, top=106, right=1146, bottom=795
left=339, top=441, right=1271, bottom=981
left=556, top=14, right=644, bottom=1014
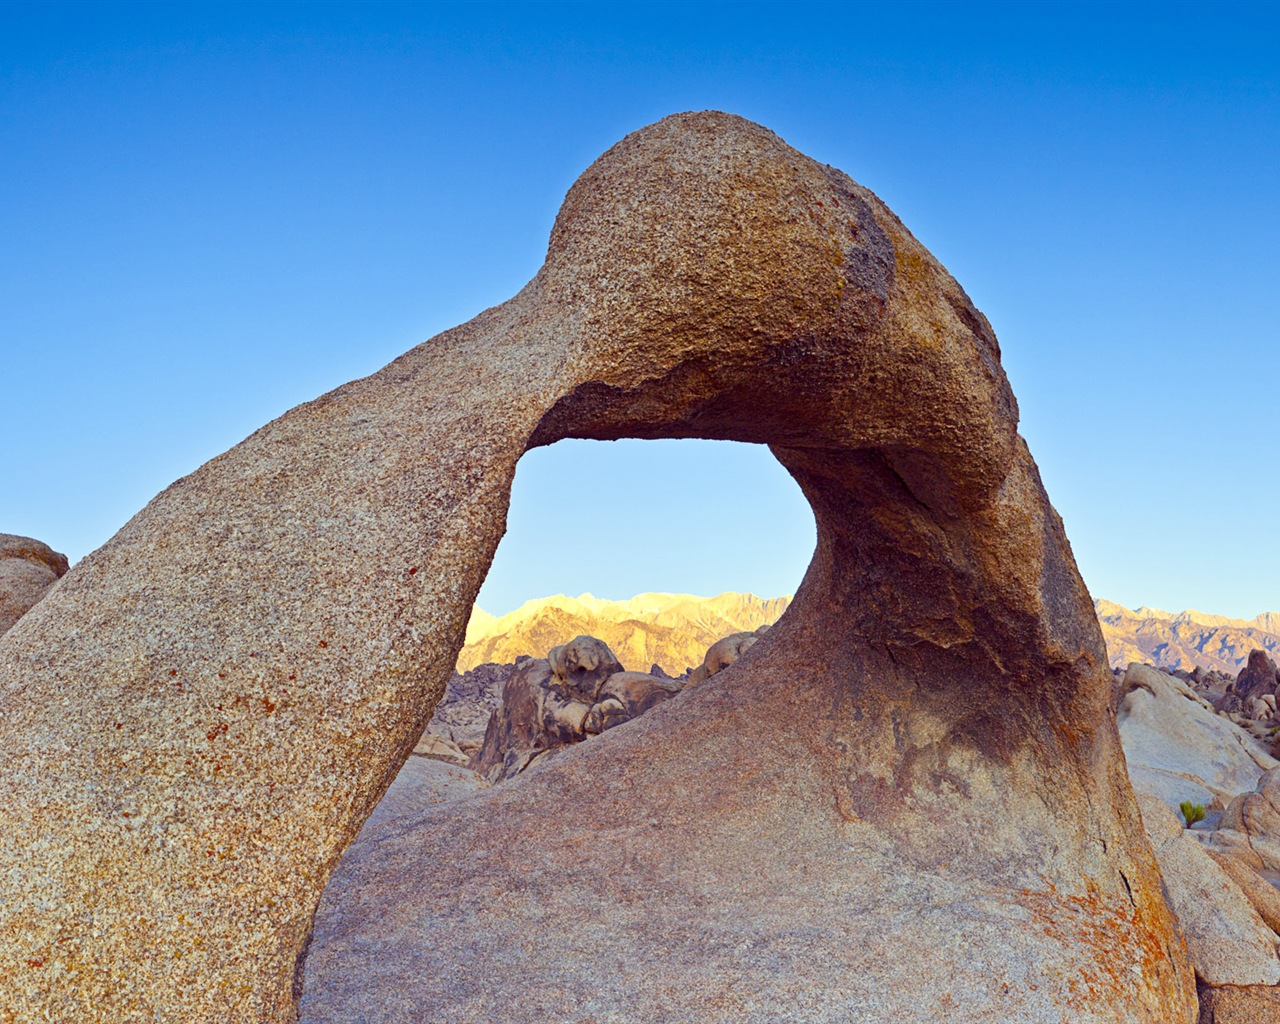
left=0, top=112, right=1195, bottom=1022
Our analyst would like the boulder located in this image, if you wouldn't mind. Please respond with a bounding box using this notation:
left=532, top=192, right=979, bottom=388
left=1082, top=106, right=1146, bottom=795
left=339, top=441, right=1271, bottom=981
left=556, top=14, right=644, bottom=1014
left=1247, top=696, right=1274, bottom=721
left=1118, top=663, right=1277, bottom=810
left=1135, top=795, right=1280, bottom=986
left=1238, top=650, right=1280, bottom=701
left=583, top=670, right=681, bottom=732
left=0, top=112, right=1195, bottom=1022
left=1206, top=848, right=1280, bottom=936
left=687, top=628, right=763, bottom=685
left=0, top=533, right=69, bottom=635
left=1198, top=768, right=1280, bottom=877
left=468, top=657, right=565, bottom=781
left=547, top=634, right=624, bottom=700
left=469, top=640, right=681, bottom=781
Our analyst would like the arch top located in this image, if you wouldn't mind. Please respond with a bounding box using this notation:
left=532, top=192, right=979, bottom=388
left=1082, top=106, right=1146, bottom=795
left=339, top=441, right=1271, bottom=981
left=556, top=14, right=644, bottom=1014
left=514, top=110, right=1019, bottom=512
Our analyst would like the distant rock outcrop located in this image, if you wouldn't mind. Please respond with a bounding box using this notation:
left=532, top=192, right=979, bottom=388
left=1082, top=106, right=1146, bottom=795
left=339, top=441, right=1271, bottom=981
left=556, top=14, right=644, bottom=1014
left=469, top=635, right=679, bottom=782
left=421, top=661, right=515, bottom=757
left=686, top=626, right=767, bottom=684
left=1236, top=650, right=1280, bottom=702
left=0, top=533, right=69, bottom=636
left=1096, top=600, right=1280, bottom=675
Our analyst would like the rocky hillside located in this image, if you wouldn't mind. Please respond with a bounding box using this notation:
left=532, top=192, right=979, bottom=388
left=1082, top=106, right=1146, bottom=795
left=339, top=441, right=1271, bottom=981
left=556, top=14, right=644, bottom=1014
left=1096, top=600, right=1280, bottom=674
left=458, top=592, right=790, bottom=676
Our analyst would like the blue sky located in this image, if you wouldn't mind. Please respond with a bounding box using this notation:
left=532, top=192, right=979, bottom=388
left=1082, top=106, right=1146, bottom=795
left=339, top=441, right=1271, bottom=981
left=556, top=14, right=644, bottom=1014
left=2, top=2, right=1277, bottom=618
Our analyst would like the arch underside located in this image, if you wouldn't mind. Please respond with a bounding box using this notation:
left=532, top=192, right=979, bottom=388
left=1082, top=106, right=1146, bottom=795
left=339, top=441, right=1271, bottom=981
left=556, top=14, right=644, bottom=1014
left=295, top=418, right=1183, bottom=1022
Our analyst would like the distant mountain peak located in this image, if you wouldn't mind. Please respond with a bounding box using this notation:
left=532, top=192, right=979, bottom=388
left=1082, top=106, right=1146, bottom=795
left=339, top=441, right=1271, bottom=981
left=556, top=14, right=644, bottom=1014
left=1094, top=598, right=1280, bottom=673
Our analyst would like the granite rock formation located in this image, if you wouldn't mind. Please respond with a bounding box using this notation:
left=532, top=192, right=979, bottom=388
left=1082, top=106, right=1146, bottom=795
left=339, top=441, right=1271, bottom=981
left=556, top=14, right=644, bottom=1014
left=1195, top=767, right=1280, bottom=880
left=1136, top=795, right=1280, bottom=986
left=0, top=112, right=1195, bottom=1022
left=1197, top=984, right=1280, bottom=1023
left=1237, top=650, right=1280, bottom=702
left=0, top=533, right=69, bottom=636
left=686, top=625, right=767, bottom=685
left=1117, top=663, right=1278, bottom=811
left=469, top=635, right=679, bottom=781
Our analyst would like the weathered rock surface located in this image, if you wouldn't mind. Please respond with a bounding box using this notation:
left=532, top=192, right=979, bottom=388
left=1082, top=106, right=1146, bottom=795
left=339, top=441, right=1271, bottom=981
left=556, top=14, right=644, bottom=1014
left=0, top=533, right=69, bottom=635
left=468, top=657, right=559, bottom=780
left=1197, top=984, right=1280, bottom=1023
left=1197, top=768, right=1280, bottom=877
left=590, top=669, right=681, bottom=724
left=361, top=756, right=490, bottom=830
left=0, top=112, right=1195, bottom=1022
left=1136, top=795, right=1280, bottom=986
left=1206, top=848, right=1280, bottom=936
left=1118, top=663, right=1277, bottom=810
left=547, top=634, right=624, bottom=697
left=410, top=731, right=467, bottom=763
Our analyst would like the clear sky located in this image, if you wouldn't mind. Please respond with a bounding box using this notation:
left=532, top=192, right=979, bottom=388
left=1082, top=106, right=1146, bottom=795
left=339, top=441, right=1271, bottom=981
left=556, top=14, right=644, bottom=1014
left=2, top=2, right=1277, bottom=618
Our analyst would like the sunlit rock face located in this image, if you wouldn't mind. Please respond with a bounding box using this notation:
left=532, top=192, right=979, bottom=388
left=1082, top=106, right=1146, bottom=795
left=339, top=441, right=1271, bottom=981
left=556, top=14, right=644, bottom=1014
left=0, top=112, right=1195, bottom=1023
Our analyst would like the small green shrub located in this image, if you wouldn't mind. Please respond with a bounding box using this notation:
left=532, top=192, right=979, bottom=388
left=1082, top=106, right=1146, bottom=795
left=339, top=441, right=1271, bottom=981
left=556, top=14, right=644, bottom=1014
left=1179, top=801, right=1206, bottom=827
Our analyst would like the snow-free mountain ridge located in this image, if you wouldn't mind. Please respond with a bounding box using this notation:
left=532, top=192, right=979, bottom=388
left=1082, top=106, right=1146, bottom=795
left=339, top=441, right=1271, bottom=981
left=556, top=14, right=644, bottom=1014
left=459, top=593, right=1280, bottom=677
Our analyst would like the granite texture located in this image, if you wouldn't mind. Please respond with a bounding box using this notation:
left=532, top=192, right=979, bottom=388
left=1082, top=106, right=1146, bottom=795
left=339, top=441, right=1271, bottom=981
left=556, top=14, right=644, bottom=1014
left=0, top=112, right=1195, bottom=1022
left=1198, top=984, right=1280, bottom=1023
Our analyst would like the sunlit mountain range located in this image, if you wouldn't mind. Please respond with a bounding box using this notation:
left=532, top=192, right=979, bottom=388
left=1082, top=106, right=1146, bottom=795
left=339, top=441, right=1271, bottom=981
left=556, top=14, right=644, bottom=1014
left=460, top=592, right=1280, bottom=677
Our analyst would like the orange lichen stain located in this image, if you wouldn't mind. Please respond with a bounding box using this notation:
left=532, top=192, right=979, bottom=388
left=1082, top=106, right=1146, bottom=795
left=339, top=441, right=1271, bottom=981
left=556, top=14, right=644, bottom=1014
left=1015, top=880, right=1187, bottom=1014
left=1051, top=719, right=1089, bottom=751
left=261, top=698, right=276, bottom=714
left=206, top=722, right=228, bottom=742
left=26, top=958, right=43, bottom=968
